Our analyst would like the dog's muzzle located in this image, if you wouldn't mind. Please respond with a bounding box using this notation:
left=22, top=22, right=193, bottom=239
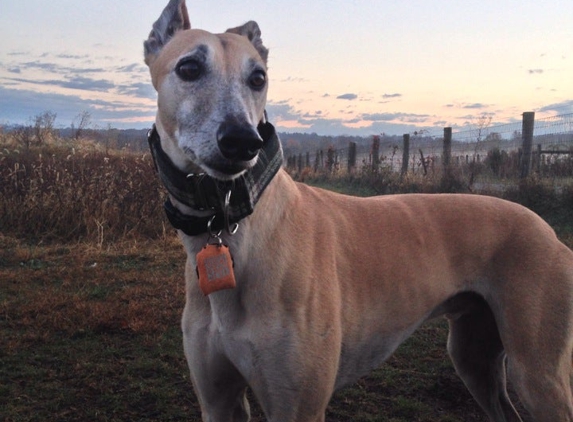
left=217, top=121, right=264, bottom=161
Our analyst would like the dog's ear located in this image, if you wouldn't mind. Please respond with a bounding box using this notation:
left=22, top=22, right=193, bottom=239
left=144, top=0, right=191, bottom=65
left=226, top=21, right=269, bottom=63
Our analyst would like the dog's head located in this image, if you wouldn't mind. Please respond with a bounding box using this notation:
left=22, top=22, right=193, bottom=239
left=144, top=0, right=269, bottom=180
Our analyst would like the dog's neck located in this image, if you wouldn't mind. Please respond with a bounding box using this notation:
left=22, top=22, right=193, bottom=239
left=147, top=120, right=283, bottom=236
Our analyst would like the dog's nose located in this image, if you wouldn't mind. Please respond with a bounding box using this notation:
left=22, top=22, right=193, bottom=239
left=217, top=122, right=264, bottom=161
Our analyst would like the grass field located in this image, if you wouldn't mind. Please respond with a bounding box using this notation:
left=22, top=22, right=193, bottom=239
left=2, top=137, right=572, bottom=421
left=1, top=234, right=499, bottom=422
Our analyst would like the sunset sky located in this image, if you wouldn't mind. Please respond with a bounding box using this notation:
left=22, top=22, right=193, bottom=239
left=1, top=0, right=572, bottom=136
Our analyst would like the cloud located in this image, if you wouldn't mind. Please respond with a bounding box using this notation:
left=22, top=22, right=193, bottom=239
left=16, top=61, right=62, bottom=73
left=302, top=110, right=324, bottom=118
left=538, top=100, right=573, bottom=114
left=266, top=101, right=301, bottom=122
left=362, top=113, right=398, bottom=121
left=0, top=86, right=155, bottom=128
left=60, top=76, right=115, bottom=91
left=361, top=112, right=431, bottom=123
left=337, top=93, right=358, bottom=100
left=528, top=69, right=544, bottom=74
left=117, top=63, right=148, bottom=74
left=382, top=93, right=402, bottom=99
left=2, top=53, right=148, bottom=93
left=403, top=116, right=431, bottom=124
left=458, top=111, right=496, bottom=120
left=444, top=102, right=491, bottom=110
left=117, top=82, right=156, bottom=99
left=5, top=76, right=115, bottom=92
left=463, top=103, right=488, bottom=109
left=294, top=118, right=356, bottom=135
left=366, top=121, right=433, bottom=136
left=280, top=76, right=308, bottom=83
left=55, top=53, right=89, bottom=60
left=0, top=51, right=156, bottom=128
left=267, top=99, right=437, bottom=136
left=7, top=51, right=29, bottom=56
left=20, top=60, right=107, bottom=74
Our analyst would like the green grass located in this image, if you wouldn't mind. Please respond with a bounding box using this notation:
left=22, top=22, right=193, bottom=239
left=2, top=329, right=196, bottom=421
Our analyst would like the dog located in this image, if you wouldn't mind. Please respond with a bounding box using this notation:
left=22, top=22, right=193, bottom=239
left=144, top=1, right=573, bottom=420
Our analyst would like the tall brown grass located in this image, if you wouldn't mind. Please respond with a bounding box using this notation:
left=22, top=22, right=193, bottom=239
left=0, top=133, right=168, bottom=244
left=2, top=131, right=572, bottom=245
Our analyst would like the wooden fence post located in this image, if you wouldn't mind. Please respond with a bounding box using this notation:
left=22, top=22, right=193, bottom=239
left=443, top=127, right=452, bottom=173
left=401, top=134, right=410, bottom=176
left=348, top=141, right=357, bottom=173
left=520, top=111, right=535, bottom=178
left=371, top=136, right=380, bottom=173
left=419, top=149, right=428, bottom=175
left=326, top=147, right=335, bottom=173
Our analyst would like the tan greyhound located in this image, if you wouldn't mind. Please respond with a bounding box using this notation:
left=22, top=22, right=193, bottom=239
left=144, top=1, right=573, bottom=420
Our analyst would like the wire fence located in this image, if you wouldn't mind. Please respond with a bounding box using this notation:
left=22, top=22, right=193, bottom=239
left=285, top=112, right=573, bottom=183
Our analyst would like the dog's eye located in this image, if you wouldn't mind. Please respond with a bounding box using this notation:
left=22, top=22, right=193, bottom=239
left=248, top=70, right=267, bottom=90
left=176, top=59, right=203, bottom=82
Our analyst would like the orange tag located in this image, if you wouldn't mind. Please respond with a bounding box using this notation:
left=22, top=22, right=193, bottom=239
left=196, top=244, right=236, bottom=296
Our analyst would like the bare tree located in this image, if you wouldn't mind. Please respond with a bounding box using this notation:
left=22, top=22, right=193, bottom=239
left=13, top=125, right=35, bottom=150
left=72, top=110, right=92, bottom=140
left=33, top=111, right=57, bottom=145
left=468, top=114, right=492, bottom=188
left=473, top=114, right=492, bottom=145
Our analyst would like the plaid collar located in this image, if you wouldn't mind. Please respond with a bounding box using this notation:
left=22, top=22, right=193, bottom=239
left=147, top=120, right=283, bottom=236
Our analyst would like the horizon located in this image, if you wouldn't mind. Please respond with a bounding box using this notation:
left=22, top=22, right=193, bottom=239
left=1, top=0, right=572, bottom=137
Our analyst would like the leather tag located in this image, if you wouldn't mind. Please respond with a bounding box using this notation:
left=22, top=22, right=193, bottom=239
left=196, top=244, right=236, bottom=296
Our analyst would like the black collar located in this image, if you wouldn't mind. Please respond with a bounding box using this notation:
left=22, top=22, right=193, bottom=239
left=147, top=120, right=283, bottom=236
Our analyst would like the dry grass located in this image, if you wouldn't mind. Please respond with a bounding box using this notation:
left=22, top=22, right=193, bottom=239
left=1, top=234, right=197, bottom=421
left=0, top=134, right=168, bottom=244
left=1, top=233, right=493, bottom=421
left=1, top=234, right=185, bottom=341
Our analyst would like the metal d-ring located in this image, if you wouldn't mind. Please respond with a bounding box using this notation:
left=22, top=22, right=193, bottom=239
left=207, top=215, right=223, bottom=245
left=224, top=190, right=239, bottom=235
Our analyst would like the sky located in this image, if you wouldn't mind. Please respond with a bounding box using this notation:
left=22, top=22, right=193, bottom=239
left=1, top=0, right=572, bottom=136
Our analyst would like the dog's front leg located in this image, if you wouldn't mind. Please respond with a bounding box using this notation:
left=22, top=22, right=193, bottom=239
left=182, top=304, right=252, bottom=422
